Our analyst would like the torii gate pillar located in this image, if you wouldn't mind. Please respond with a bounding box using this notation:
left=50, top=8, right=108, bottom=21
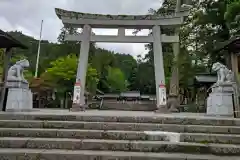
left=152, top=25, right=167, bottom=111
left=71, top=24, right=91, bottom=111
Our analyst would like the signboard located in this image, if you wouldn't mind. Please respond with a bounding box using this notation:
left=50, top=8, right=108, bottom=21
left=73, top=81, right=81, bottom=104
left=159, top=83, right=167, bottom=106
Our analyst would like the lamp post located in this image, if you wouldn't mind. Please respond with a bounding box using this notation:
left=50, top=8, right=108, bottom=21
left=34, top=20, right=43, bottom=78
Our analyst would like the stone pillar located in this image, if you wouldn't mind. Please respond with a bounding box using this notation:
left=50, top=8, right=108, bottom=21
left=167, top=0, right=181, bottom=112
left=170, top=0, right=181, bottom=97
left=231, top=53, right=240, bottom=117
left=169, top=43, right=179, bottom=96
left=168, top=42, right=180, bottom=112
left=72, top=24, right=91, bottom=111
left=0, top=48, right=11, bottom=111
left=175, top=0, right=181, bottom=12
left=152, top=25, right=166, bottom=112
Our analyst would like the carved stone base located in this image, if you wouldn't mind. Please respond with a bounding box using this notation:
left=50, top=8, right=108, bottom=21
left=168, top=106, right=179, bottom=113
left=6, top=109, right=33, bottom=112
left=70, top=103, right=87, bottom=112
left=6, top=80, right=29, bottom=89
left=207, top=83, right=234, bottom=117
left=167, top=95, right=179, bottom=113
left=5, top=81, right=32, bottom=112
left=155, top=105, right=169, bottom=113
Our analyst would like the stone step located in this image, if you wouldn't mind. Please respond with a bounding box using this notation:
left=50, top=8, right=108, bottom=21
left=0, top=148, right=238, bottom=160
left=0, top=137, right=240, bottom=155
left=1, top=120, right=240, bottom=134
left=1, top=128, right=240, bottom=144
left=0, top=112, right=239, bottom=126
left=101, top=102, right=156, bottom=111
left=0, top=128, right=167, bottom=141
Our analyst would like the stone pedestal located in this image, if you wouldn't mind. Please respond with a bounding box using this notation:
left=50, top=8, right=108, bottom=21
left=5, top=80, right=33, bottom=112
left=155, top=105, right=168, bottom=113
left=167, top=94, right=179, bottom=112
left=70, top=104, right=87, bottom=112
left=207, top=83, right=234, bottom=117
left=155, top=95, right=179, bottom=113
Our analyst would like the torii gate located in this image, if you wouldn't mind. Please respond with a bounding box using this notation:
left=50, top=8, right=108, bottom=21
left=55, top=7, right=188, bottom=111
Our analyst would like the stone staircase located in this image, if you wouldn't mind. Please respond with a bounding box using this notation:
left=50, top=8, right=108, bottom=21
left=0, top=111, right=240, bottom=159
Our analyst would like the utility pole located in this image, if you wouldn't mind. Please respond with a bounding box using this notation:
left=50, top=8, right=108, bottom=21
left=34, top=20, right=43, bottom=78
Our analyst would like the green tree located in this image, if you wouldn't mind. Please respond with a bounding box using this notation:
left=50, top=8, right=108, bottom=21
left=86, top=64, right=100, bottom=94
left=114, top=53, right=137, bottom=80
left=45, top=54, right=99, bottom=94
left=106, top=67, right=128, bottom=93
left=147, top=0, right=239, bottom=94
left=91, top=48, right=117, bottom=92
left=134, top=61, right=155, bottom=94
left=225, top=0, right=240, bottom=35
left=181, top=0, right=233, bottom=65
left=7, top=31, right=137, bottom=94
left=113, top=53, right=137, bottom=91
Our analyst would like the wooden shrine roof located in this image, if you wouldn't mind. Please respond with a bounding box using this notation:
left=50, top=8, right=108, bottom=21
left=215, top=35, right=240, bottom=53
left=0, top=30, right=28, bottom=49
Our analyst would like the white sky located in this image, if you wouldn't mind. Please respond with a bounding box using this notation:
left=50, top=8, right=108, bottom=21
left=0, top=0, right=163, bottom=58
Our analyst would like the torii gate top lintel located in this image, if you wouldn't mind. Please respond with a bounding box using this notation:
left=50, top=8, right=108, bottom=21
left=55, top=8, right=188, bottom=29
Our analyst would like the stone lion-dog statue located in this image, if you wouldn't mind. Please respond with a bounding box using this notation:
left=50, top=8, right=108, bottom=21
left=212, top=62, right=234, bottom=83
left=7, top=59, right=30, bottom=83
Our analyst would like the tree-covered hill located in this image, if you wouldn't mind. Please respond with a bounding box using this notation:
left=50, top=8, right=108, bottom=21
left=5, top=31, right=139, bottom=94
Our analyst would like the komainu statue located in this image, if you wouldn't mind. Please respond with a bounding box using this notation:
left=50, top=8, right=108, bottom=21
left=212, top=62, right=234, bottom=83
left=7, top=59, right=30, bottom=83
left=207, top=62, right=235, bottom=117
